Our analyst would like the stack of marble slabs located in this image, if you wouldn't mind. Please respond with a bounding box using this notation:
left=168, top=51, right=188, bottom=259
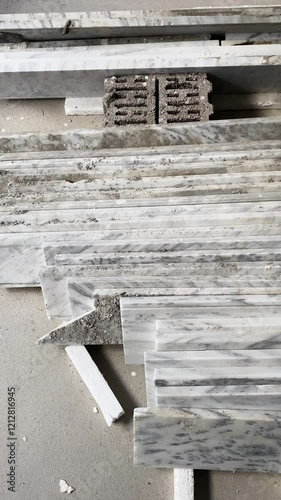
left=129, top=295, right=281, bottom=472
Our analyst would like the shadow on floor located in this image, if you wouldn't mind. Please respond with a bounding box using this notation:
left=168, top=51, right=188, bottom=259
left=195, top=470, right=211, bottom=500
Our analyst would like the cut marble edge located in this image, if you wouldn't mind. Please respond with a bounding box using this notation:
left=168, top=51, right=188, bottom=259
left=174, top=469, right=194, bottom=500
left=65, top=346, right=124, bottom=426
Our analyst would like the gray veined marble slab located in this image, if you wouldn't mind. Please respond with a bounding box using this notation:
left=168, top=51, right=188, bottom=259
left=38, top=295, right=122, bottom=345
left=121, top=294, right=281, bottom=363
left=134, top=407, right=281, bottom=472
left=155, top=366, right=281, bottom=387
left=40, top=264, right=280, bottom=320
left=0, top=7, right=280, bottom=40
left=55, top=248, right=281, bottom=267
left=2, top=223, right=280, bottom=286
left=68, top=277, right=281, bottom=320
left=1, top=42, right=281, bottom=98
left=1, top=201, right=281, bottom=233
left=144, top=349, right=281, bottom=406
left=156, top=385, right=281, bottom=410
left=1, top=119, right=281, bottom=154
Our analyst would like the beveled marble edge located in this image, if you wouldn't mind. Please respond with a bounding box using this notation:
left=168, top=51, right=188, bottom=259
left=1, top=118, right=281, bottom=154
left=134, top=406, right=281, bottom=472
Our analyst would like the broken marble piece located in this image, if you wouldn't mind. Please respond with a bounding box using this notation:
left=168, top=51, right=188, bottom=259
left=38, top=295, right=122, bottom=345
left=59, top=479, right=74, bottom=494
left=1, top=118, right=281, bottom=154
left=134, top=407, right=281, bottom=472
left=144, top=349, right=281, bottom=406
left=65, top=345, right=124, bottom=426
left=156, top=384, right=281, bottom=410
left=121, top=294, right=281, bottom=363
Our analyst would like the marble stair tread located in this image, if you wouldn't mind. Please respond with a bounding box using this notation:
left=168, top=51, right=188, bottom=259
left=39, top=263, right=279, bottom=320
left=121, top=295, right=281, bottom=363
left=134, top=407, right=281, bottom=472
left=144, top=350, right=281, bottom=406
left=156, top=384, right=281, bottom=410
left=38, top=295, right=122, bottom=345
left=55, top=249, right=281, bottom=267
left=2, top=225, right=279, bottom=286
left=0, top=7, right=279, bottom=41
left=155, top=366, right=281, bottom=387
left=1, top=119, right=281, bottom=154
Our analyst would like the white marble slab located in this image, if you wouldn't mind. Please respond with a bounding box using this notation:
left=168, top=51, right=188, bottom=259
left=156, top=385, right=281, bottom=410
left=134, top=407, right=281, bottom=472
left=1, top=200, right=281, bottom=233
left=121, top=294, right=281, bottom=363
left=2, top=222, right=280, bottom=286
left=40, top=264, right=280, bottom=320
left=0, top=7, right=280, bottom=40
left=1, top=119, right=281, bottom=154
left=144, top=349, right=281, bottom=406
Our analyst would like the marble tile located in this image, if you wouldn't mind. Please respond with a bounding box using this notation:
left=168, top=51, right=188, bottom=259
left=144, top=349, right=281, bottom=406
left=134, top=407, right=281, bottom=472
left=156, top=384, right=281, bottom=410
left=39, top=263, right=280, bottom=320
left=38, top=295, right=122, bottom=345
left=1, top=118, right=281, bottom=154
left=0, top=7, right=279, bottom=41
left=121, top=293, right=281, bottom=363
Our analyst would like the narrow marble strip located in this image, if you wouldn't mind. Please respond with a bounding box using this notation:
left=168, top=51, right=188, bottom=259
left=134, top=407, right=281, bottom=472
left=2, top=223, right=279, bottom=286
left=155, top=366, right=281, bottom=387
left=65, top=346, right=124, bottom=427
left=3, top=154, right=281, bottom=177
left=40, top=264, right=279, bottom=320
left=174, top=469, right=194, bottom=500
left=2, top=204, right=281, bottom=233
left=0, top=7, right=279, bottom=40
left=44, top=235, right=281, bottom=264
left=55, top=248, right=281, bottom=267
left=144, top=350, right=281, bottom=406
left=1, top=118, right=281, bottom=154
left=156, top=385, right=281, bottom=410
left=6, top=171, right=281, bottom=193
